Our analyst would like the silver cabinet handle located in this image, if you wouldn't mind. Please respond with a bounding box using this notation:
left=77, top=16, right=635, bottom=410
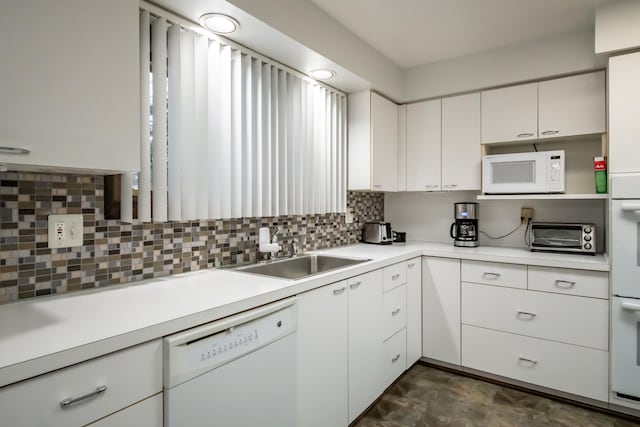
left=333, top=287, right=346, bottom=295
left=516, top=311, right=537, bottom=320
left=518, top=357, right=538, bottom=366
left=541, top=130, right=559, bottom=135
left=554, top=280, right=575, bottom=288
left=0, top=146, right=31, bottom=155
left=60, top=385, right=107, bottom=408
left=391, top=308, right=401, bottom=316
left=349, top=281, right=362, bottom=289
left=408, top=263, right=415, bottom=268
left=391, top=354, right=401, bottom=363
left=517, top=133, right=534, bottom=138
left=373, top=185, right=382, bottom=189
left=442, top=184, right=457, bottom=188
left=392, top=273, right=401, bottom=280
left=425, top=184, right=439, bottom=188
left=622, top=301, right=640, bottom=312
left=482, top=272, right=500, bottom=279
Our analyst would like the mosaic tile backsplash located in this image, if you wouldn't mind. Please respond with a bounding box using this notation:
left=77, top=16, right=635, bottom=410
left=0, top=172, right=384, bottom=303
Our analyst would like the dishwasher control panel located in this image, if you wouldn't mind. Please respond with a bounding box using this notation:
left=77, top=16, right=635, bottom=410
left=163, top=298, right=297, bottom=389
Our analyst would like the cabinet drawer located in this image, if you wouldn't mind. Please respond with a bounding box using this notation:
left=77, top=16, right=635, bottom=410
left=383, top=262, right=406, bottom=292
left=528, top=266, right=608, bottom=299
left=0, top=340, right=162, bottom=427
left=382, top=285, right=407, bottom=340
left=87, top=393, right=163, bottom=427
left=381, top=329, right=407, bottom=391
left=462, top=325, right=608, bottom=402
left=462, top=283, right=608, bottom=350
left=461, top=260, right=526, bottom=289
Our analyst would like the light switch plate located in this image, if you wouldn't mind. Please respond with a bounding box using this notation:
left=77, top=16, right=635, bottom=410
left=48, top=214, right=84, bottom=248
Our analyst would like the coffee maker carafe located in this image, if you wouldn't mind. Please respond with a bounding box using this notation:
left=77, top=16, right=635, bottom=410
left=450, top=202, right=479, bottom=247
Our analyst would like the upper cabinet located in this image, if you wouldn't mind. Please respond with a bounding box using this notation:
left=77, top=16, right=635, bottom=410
left=481, top=83, right=538, bottom=143
left=481, top=71, right=606, bottom=144
left=609, top=52, right=640, bottom=174
left=441, top=93, right=481, bottom=191
left=348, top=91, right=398, bottom=191
left=406, top=100, right=441, bottom=191
left=0, top=0, right=140, bottom=173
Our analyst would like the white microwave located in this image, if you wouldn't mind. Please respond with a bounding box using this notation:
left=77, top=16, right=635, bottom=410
left=482, top=150, right=565, bottom=194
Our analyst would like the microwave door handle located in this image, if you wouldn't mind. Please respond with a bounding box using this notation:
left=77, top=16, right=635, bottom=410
left=622, top=301, right=640, bottom=312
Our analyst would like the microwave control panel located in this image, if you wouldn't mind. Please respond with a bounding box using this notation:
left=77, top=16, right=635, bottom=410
left=547, top=153, right=565, bottom=192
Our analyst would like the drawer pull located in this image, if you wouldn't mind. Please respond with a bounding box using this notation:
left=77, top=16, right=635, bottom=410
left=517, top=133, right=534, bottom=138
left=0, top=146, right=31, bottom=155
left=622, top=301, right=640, bottom=312
left=392, top=273, right=401, bottom=280
left=391, top=354, right=401, bottom=363
left=60, top=385, right=107, bottom=408
left=555, top=280, right=576, bottom=289
left=541, top=130, right=559, bottom=135
left=482, top=272, right=501, bottom=280
left=349, top=281, right=362, bottom=289
left=408, top=263, right=415, bottom=268
left=333, top=287, right=346, bottom=295
left=516, top=311, right=537, bottom=320
left=518, top=357, right=538, bottom=366
left=391, top=308, right=401, bottom=316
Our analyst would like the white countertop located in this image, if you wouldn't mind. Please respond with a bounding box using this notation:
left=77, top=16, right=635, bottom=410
left=0, top=242, right=609, bottom=388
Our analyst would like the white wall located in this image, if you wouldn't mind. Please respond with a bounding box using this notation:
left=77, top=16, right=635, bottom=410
left=595, top=0, right=640, bottom=54
left=404, top=30, right=604, bottom=102
left=384, top=191, right=606, bottom=252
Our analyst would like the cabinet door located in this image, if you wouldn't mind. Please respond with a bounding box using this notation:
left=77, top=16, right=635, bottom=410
left=297, top=281, right=348, bottom=427
left=538, top=71, right=606, bottom=139
left=87, top=394, right=162, bottom=427
left=422, top=257, right=461, bottom=365
left=348, top=270, right=383, bottom=423
left=609, top=52, right=640, bottom=173
left=371, top=93, right=399, bottom=191
left=0, top=0, right=140, bottom=173
left=406, top=257, right=422, bottom=366
left=406, top=100, right=441, bottom=191
left=441, top=93, right=481, bottom=191
left=481, top=83, right=538, bottom=143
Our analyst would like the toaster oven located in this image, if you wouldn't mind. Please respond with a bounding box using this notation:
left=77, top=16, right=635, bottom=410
left=529, top=222, right=595, bottom=254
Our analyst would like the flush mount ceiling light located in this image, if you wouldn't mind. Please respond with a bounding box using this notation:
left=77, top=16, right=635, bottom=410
left=308, top=69, right=336, bottom=80
left=199, top=13, right=239, bottom=34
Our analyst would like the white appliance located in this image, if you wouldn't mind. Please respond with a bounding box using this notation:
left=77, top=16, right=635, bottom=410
left=163, top=298, right=297, bottom=427
left=482, top=150, right=565, bottom=194
left=611, top=174, right=640, bottom=407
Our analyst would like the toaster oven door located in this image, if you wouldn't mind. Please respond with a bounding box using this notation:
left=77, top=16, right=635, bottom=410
left=530, top=225, right=583, bottom=251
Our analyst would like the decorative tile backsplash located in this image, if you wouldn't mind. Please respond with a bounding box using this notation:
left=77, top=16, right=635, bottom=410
left=0, top=172, right=384, bottom=303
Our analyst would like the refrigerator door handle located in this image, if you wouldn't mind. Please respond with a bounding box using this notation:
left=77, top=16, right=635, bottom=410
left=621, top=301, right=640, bottom=312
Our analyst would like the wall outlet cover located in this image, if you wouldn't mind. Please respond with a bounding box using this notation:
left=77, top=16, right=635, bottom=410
left=48, top=214, right=84, bottom=248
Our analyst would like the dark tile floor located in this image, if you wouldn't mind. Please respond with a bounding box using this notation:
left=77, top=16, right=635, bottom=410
left=354, top=364, right=640, bottom=427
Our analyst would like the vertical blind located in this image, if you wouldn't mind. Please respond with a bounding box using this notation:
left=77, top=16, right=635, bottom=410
left=125, top=8, right=347, bottom=223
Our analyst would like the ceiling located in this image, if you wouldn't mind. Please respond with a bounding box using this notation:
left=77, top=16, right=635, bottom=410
left=311, top=0, right=610, bottom=68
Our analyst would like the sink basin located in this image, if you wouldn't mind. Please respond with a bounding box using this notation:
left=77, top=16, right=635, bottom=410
left=233, top=254, right=370, bottom=280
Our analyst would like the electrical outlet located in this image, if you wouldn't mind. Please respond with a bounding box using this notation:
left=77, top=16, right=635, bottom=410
left=521, top=207, right=533, bottom=224
left=345, top=208, right=354, bottom=224
left=48, top=214, right=84, bottom=248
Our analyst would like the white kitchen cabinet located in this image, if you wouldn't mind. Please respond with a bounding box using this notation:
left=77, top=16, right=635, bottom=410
left=461, top=260, right=527, bottom=289
left=297, top=280, right=348, bottom=427
left=348, top=91, right=399, bottom=191
left=0, top=0, right=140, bottom=173
left=609, top=52, right=640, bottom=173
left=441, top=93, right=481, bottom=191
left=422, top=257, right=461, bottom=365
left=462, top=325, right=609, bottom=402
left=527, top=266, right=609, bottom=299
left=406, top=100, right=442, bottom=191
left=538, top=71, right=606, bottom=139
left=87, top=394, right=162, bottom=427
left=348, top=270, right=384, bottom=423
left=406, top=257, right=422, bottom=366
left=481, top=83, right=538, bottom=144
left=0, top=340, right=162, bottom=427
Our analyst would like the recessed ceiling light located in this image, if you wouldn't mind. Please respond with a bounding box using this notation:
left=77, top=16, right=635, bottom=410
left=199, top=13, right=239, bottom=34
left=309, top=69, right=336, bottom=80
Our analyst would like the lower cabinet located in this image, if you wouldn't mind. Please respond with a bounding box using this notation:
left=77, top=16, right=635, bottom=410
left=422, top=257, right=461, bottom=365
left=406, top=257, right=422, bottom=366
left=0, top=340, right=162, bottom=427
left=297, top=280, right=349, bottom=427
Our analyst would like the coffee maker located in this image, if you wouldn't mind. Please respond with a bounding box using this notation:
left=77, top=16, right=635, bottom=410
left=450, top=202, right=479, bottom=247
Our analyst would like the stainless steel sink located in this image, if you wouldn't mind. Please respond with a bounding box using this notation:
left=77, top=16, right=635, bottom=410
left=233, top=254, right=370, bottom=280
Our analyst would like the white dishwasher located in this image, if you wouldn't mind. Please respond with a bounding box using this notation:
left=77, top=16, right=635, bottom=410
left=163, top=298, right=297, bottom=427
